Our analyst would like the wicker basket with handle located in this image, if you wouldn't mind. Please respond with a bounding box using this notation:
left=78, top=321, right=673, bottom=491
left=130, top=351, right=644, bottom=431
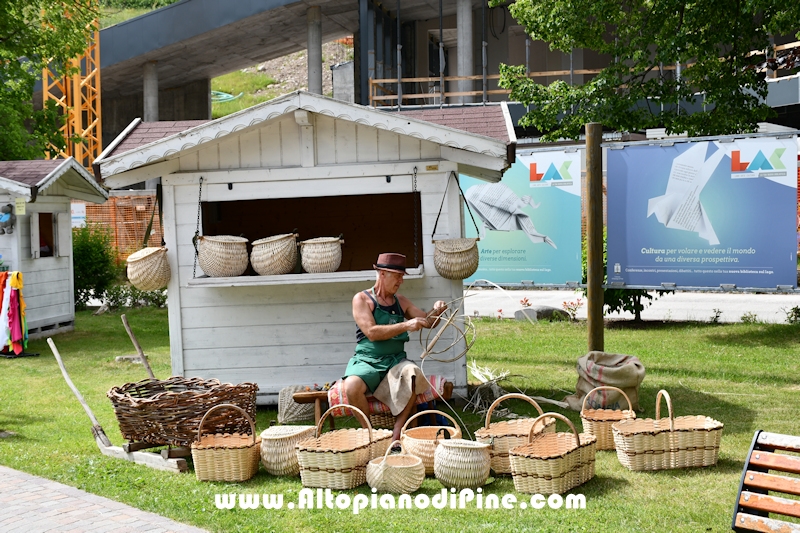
left=474, top=393, right=557, bottom=475
left=260, top=423, right=316, bottom=476
left=430, top=171, right=481, bottom=280
left=197, top=235, right=249, bottom=277
left=580, top=386, right=636, bottom=451
left=299, top=236, right=344, bottom=273
left=126, top=247, right=170, bottom=291
left=251, top=233, right=298, bottom=276
left=366, top=440, right=426, bottom=494
left=191, top=404, right=262, bottom=482
left=296, top=404, right=392, bottom=489
left=509, top=412, right=597, bottom=494
left=400, top=410, right=462, bottom=475
left=612, top=389, right=723, bottom=471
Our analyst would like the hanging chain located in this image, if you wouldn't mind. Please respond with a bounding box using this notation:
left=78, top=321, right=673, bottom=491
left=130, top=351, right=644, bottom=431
left=412, top=166, right=419, bottom=268
left=192, top=177, right=203, bottom=279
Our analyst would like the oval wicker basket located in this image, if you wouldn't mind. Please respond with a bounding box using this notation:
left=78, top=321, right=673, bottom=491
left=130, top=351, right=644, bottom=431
left=260, top=424, right=316, bottom=476
left=366, top=440, right=426, bottom=494
left=191, top=403, right=262, bottom=482
left=580, top=386, right=636, bottom=451
left=433, top=438, right=491, bottom=489
left=126, top=247, right=170, bottom=291
left=299, top=237, right=344, bottom=273
left=251, top=233, right=298, bottom=276
left=432, top=238, right=479, bottom=280
left=198, top=235, right=249, bottom=277
left=400, top=410, right=462, bottom=475
left=106, top=377, right=258, bottom=447
left=474, top=393, right=556, bottom=475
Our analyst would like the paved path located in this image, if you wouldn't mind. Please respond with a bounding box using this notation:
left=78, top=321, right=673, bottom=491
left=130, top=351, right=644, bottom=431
left=462, top=288, right=800, bottom=323
left=0, top=465, right=208, bottom=533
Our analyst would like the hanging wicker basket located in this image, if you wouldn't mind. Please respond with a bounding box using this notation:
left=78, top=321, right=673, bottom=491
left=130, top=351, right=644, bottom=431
left=400, top=410, right=463, bottom=475
left=191, top=404, right=262, bottom=482
left=198, top=235, right=249, bottom=277
left=432, top=238, right=480, bottom=280
left=299, top=237, right=344, bottom=273
left=509, top=412, right=597, bottom=494
left=474, top=393, right=556, bottom=475
left=126, top=247, right=170, bottom=291
left=251, top=233, right=298, bottom=276
left=580, top=386, right=636, bottom=451
left=366, top=440, right=426, bottom=494
left=433, top=437, right=491, bottom=489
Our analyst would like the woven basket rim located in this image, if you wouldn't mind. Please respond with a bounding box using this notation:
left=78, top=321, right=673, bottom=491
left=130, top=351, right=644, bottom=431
left=511, top=432, right=596, bottom=460
left=192, top=434, right=262, bottom=451
left=475, top=416, right=555, bottom=439
left=581, top=408, right=635, bottom=422
left=127, top=247, right=166, bottom=263
left=438, top=439, right=490, bottom=450
left=299, top=236, right=343, bottom=245
left=260, top=425, right=316, bottom=439
left=199, top=235, right=249, bottom=243
left=107, top=377, right=257, bottom=406
left=612, top=415, right=724, bottom=436
left=433, top=238, right=479, bottom=253
left=253, top=234, right=296, bottom=246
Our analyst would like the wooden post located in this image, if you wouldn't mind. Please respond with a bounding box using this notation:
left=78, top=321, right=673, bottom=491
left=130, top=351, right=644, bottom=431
left=586, top=123, right=604, bottom=352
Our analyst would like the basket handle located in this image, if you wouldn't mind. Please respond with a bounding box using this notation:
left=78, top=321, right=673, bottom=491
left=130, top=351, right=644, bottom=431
left=581, top=386, right=634, bottom=414
left=195, top=403, right=256, bottom=445
left=400, top=409, right=461, bottom=436
left=431, top=171, right=480, bottom=240
left=317, top=403, right=372, bottom=443
left=378, top=439, right=404, bottom=465
left=654, top=389, right=675, bottom=432
left=528, top=412, right=580, bottom=448
left=483, top=393, right=544, bottom=429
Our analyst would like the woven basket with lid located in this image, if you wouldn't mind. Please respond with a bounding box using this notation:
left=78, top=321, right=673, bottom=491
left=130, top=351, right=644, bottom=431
left=580, top=386, right=636, bottom=451
left=251, top=233, right=298, bottom=275
left=400, top=410, right=462, bottom=475
left=126, top=247, right=170, bottom=291
left=432, top=238, right=479, bottom=280
left=191, top=404, right=262, bottom=482
left=433, top=437, right=491, bottom=489
left=198, top=235, right=249, bottom=277
left=260, top=424, right=316, bottom=476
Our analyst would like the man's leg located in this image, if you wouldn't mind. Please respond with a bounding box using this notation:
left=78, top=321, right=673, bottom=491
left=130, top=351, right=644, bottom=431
left=342, top=375, right=371, bottom=428
left=392, top=376, right=416, bottom=442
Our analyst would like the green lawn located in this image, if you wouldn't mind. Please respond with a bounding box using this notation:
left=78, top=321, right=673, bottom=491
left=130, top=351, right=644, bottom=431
left=1, top=309, right=798, bottom=532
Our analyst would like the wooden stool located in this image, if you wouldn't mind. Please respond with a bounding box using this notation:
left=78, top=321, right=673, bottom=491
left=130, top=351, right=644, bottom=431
left=291, top=390, right=333, bottom=429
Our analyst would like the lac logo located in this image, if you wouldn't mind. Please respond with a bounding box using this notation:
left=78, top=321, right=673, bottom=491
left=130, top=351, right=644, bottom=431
left=730, top=148, right=787, bottom=177
left=529, top=159, right=574, bottom=188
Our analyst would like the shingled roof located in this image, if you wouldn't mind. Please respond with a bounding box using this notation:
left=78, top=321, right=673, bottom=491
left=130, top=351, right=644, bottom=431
left=0, top=159, right=65, bottom=188
left=107, top=120, right=209, bottom=159
left=0, top=158, right=108, bottom=203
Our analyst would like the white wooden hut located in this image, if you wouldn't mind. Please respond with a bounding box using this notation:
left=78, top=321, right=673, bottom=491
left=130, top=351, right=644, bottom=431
left=0, top=158, right=109, bottom=338
left=96, top=91, right=514, bottom=404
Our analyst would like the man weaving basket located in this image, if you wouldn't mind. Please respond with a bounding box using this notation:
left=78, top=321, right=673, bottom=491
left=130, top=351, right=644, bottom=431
left=342, top=253, right=447, bottom=441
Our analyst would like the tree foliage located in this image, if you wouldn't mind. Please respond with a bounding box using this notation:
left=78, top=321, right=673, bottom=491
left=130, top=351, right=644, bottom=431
left=0, top=0, right=98, bottom=160
left=73, top=223, right=120, bottom=310
left=494, top=0, right=800, bottom=140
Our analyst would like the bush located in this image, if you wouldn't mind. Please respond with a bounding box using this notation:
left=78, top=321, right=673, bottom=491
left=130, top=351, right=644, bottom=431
left=73, top=224, right=121, bottom=310
left=103, top=283, right=167, bottom=309
left=100, top=0, right=179, bottom=9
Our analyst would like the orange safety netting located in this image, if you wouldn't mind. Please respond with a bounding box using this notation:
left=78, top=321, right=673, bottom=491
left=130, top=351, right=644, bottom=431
left=74, top=195, right=164, bottom=262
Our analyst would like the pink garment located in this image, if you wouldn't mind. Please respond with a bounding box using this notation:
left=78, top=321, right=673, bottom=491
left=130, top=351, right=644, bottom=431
left=9, top=289, right=22, bottom=354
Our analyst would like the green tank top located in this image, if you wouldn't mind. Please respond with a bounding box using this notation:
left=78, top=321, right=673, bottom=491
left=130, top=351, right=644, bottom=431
left=354, top=288, right=408, bottom=358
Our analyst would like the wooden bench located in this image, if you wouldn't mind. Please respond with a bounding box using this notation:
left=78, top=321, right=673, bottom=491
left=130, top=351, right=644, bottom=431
left=732, top=430, right=800, bottom=532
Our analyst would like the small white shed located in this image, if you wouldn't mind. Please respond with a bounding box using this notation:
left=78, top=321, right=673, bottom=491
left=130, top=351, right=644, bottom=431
left=0, top=158, right=109, bottom=337
left=96, top=91, right=514, bottom=404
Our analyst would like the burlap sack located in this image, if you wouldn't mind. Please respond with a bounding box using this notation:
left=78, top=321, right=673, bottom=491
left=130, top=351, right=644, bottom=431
left=563, top=351, right=645, bottom=412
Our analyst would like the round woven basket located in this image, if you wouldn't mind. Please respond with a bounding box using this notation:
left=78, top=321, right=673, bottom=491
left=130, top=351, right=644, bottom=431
left=366, top=440, right=426, bottom=494
left=433, top=438, right=491, bottom=489
left=260, top=424, right=316, bottom=476
left=251, top=233, right=298, bottom=276
left=432, top=238, right=479, bottom=280
left=126, top=247, right=170, bottom=291
left=299, top=237, right=344, bottom=273
left=198, top=235, right=249, bottom=277
left=401, top=410, right=462, bottom=475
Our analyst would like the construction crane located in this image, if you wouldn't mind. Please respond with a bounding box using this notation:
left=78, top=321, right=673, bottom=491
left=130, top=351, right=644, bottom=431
left=42, top=15, right=101, bottom=171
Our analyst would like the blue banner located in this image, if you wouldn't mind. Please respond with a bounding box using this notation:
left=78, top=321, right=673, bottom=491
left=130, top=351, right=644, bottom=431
left=607, top=136, right=798, bottom=289
left=461, top=151, right=582, bottom=285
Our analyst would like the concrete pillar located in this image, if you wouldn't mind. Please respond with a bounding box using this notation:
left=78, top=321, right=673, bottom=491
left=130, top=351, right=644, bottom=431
left=307, top=6, right=322, bottom=95
left=143, top=61, right=158, bottom=122
left=457, top=0, right=473, bottom=103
